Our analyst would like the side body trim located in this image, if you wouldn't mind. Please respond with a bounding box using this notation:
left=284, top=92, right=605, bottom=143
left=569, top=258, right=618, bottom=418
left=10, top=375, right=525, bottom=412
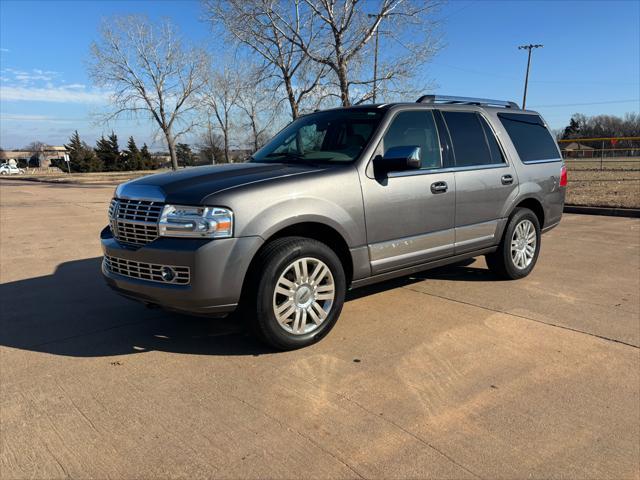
left=350, top=247, right=497, bottom=289
left=368, top=229, right=455, bottom=272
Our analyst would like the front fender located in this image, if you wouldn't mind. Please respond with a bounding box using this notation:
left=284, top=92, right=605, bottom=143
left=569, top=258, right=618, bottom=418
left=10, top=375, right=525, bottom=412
left=241, top=195, right=363, bottom=247
left=212, top=166, right=367, bottom=247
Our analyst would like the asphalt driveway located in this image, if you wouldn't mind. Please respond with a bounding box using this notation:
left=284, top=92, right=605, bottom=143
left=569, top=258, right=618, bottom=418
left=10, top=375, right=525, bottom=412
left=1, top=180, right=638, bottom=479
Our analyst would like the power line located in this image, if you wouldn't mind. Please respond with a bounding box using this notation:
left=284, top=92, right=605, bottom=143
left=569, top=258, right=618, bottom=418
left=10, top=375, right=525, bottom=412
left=437, top=0, right=479, bottom=22
left=531, top=99, right=640, bottom=108
left=430, top=62, right=638, bottom=86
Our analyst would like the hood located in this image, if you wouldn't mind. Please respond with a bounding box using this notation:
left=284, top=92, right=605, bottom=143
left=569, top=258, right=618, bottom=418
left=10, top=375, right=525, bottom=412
left=115, top=162, right=321, bottom=205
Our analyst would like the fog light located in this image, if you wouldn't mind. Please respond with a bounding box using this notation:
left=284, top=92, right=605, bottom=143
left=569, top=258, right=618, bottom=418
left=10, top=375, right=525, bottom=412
left=160, top=266, right=176, bottom=282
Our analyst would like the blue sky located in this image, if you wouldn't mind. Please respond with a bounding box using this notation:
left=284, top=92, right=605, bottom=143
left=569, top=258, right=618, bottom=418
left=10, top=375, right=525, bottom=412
left=1, top=0, right=638, bottom=150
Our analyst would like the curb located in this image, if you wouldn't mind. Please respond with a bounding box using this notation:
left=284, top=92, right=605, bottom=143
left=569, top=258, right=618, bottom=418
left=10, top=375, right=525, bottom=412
left=564, top=205, right=640, bottom=218
left=0, top=177, right=73, bottom=183
left=0, top=176, right=124, bottom=186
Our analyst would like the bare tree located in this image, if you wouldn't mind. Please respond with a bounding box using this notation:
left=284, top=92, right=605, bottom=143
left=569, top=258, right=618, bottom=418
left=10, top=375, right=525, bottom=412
left=25, top=141, right=47, bottom=167
left=201, top=67, right=242, bottom=163
left=203, top=0, right=328, bottom=119
left=89, top=16, right=209, bottom=170
left=197, top=120, right=225, bottom=164
left=237, top=71, right=281, bottom=151
left=276, top=0, right=441, bottom=106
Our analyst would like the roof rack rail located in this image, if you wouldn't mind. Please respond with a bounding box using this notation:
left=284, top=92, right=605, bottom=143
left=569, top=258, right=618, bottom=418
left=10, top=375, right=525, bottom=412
left=416, top=95, right=520, bottom=109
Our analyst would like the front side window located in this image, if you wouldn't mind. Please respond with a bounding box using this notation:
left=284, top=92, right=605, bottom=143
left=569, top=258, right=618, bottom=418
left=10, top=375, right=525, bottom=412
left=252, top=109, right=384, bottom=164
left=381, top=110, right=442, bottom=169
left=498, top=113, right=560, bottom=163
left=442, top=111, right=501, bottom=167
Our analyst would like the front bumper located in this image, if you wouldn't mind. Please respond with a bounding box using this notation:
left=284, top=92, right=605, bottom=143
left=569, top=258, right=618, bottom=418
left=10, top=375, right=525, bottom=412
left=100, top=227, right=263, bottom=316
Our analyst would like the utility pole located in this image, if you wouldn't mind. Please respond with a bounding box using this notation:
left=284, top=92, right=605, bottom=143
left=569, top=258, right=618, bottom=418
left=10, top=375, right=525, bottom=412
left=518, top=44, right=543, bottom=109
left=368, top=14, right=380, bottom=104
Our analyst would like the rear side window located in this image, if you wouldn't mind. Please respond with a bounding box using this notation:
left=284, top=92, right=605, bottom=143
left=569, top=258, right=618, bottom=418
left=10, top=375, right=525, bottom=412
left=443, top=111, right=503, bottom=167
left=498, top=113, right=560, bottom=162
left=479, top=116, right=505, bottom=164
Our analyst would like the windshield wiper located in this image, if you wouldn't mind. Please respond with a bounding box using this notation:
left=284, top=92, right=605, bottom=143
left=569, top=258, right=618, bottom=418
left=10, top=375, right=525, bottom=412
left=265, top=152, right=304, bottom=160
left=264, top=152, right=319, bottom=165
left=262, top=152, right=329, bottom=168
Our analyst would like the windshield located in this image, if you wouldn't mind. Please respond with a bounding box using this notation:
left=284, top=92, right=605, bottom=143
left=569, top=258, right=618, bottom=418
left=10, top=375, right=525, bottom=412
left=251, top=109, right=384, bottom=164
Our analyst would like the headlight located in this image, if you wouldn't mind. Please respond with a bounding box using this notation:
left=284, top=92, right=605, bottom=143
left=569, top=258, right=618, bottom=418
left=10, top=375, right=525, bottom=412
left=158, top=205, right=233, bottom=238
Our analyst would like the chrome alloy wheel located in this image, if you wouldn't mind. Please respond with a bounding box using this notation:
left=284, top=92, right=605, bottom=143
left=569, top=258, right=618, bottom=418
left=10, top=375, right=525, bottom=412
left=272, top=257, right=335, bottom=335
left=511, top=219, right=537, bottom=269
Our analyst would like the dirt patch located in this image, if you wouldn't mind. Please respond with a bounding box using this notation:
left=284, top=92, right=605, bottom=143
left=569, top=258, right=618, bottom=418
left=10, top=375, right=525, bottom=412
left=566, top=168, right=640, bottom=208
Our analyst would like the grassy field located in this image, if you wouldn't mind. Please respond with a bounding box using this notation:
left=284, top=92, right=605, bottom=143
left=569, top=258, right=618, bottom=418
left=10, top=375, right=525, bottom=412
left=2, top=169, right=170, bottom=184
left=3, top=161, right=639, bottom=209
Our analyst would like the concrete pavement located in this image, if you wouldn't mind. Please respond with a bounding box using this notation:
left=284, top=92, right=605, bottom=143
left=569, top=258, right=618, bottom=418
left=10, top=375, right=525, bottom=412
left=1, top=180, right=638, bottom=479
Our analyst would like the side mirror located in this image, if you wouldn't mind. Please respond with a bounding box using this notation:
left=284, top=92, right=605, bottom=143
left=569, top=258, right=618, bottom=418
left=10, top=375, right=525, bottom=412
left=374, top=146, right=421, bottom=174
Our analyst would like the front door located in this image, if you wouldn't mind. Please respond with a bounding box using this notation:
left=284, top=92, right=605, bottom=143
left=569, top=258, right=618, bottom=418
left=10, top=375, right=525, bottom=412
left=440, top=110, right=519, bottom=253
left=361, top=109, right=456, bottom=275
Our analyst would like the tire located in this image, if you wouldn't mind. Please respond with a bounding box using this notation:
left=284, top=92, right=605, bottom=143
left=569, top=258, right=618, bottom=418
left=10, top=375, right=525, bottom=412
left=243, top=236, right=346, bottom=350
left=485, top=207, right=541, bottom=279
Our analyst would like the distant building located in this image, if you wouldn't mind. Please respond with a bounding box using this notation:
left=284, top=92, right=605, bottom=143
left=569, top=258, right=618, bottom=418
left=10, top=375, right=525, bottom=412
left=230, top=149, right=252, bottom=162
left=2, top=146, right=68, bottom=167
left=151, top=153, right=171, bottom=165
left=560, top=142, right=595, bottom=158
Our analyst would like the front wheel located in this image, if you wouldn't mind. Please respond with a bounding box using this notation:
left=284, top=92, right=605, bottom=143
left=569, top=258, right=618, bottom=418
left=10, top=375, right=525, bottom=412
left=486, top=208, right=541, bottom=279
left=245, top=237, right=346, bottom=350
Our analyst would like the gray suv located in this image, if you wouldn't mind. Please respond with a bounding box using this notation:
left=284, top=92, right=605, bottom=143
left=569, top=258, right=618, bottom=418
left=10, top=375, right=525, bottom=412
left=101, top=95, right=566, bottom=349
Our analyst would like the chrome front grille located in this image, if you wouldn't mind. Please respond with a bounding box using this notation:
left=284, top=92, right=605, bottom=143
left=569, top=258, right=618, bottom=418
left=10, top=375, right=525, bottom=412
left=103, top=255, right=190, bottom=285
left=109, top=198, right=163, bottom=246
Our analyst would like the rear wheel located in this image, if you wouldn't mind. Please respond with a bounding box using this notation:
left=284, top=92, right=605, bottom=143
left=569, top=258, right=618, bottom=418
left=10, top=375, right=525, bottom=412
left=486, top=208, right=541, bottom=279
left=245, top=237, right=346, bottom=350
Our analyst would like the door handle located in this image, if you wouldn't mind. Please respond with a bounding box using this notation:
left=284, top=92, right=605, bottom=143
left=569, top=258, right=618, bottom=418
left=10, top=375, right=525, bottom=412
left=431, top=181, right=448, bottom=194
left=501, top=174, right=514, bottom=185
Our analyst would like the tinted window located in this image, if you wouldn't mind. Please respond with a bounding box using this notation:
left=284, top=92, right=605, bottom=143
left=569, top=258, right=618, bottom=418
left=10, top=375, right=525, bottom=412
left=498, top=113, right=560, bottom=162
left=479, top=116, right=505, bottom=164
left=252, top=109, right=384, bottom=164
left=442, top=112, right=494, bottom=167
left=382, top=111, right=441, bottom=169
left=434, top=111, right=455, bottom=168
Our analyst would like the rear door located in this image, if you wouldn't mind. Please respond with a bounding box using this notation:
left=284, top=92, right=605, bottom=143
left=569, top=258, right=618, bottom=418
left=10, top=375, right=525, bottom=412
left=497, top=112, right=565, bottom=227
left=361, top=109, right=456, bottom=274
left=440, top=110, right=518, bottom=254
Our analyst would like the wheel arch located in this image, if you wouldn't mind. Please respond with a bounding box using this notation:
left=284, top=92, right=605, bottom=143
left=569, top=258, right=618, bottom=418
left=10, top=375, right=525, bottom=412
left=241, top=221, right=355, bottom=298
left=512, top=197, right=545, bottom=228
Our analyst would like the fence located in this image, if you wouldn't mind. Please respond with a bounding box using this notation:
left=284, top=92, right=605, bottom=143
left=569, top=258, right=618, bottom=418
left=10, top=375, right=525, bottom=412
left=559, top=137, right=639, bottom=209
left=558, top=136, right=640, bottom=171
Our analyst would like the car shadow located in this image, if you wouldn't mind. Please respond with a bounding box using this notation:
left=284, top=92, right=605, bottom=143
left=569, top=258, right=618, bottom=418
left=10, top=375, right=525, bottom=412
left=346, top=258, right=500, bottom=300
left=0, top=256, right=497, bottom=358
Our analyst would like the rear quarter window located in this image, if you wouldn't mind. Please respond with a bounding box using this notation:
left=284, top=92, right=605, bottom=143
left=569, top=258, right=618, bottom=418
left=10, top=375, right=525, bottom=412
left=498, top=113, right=561, bottom=163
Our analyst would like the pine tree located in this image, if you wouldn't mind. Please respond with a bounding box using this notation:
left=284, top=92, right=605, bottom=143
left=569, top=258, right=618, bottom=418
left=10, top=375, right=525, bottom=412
left=140, top=143, right=156, bottom=170
left=96, top=132, right=120, bottom=171
left=123, top=136, right=142, bottom=170
left=562, top=117, right=582, bottom=140
left=176, top=143, right=195, bottom=167
left=64, top=130, right=102, bottom=172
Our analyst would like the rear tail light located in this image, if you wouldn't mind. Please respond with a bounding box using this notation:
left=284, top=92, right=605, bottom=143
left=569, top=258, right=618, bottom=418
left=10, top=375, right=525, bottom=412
left=559, top=165, right=567, bottom=187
